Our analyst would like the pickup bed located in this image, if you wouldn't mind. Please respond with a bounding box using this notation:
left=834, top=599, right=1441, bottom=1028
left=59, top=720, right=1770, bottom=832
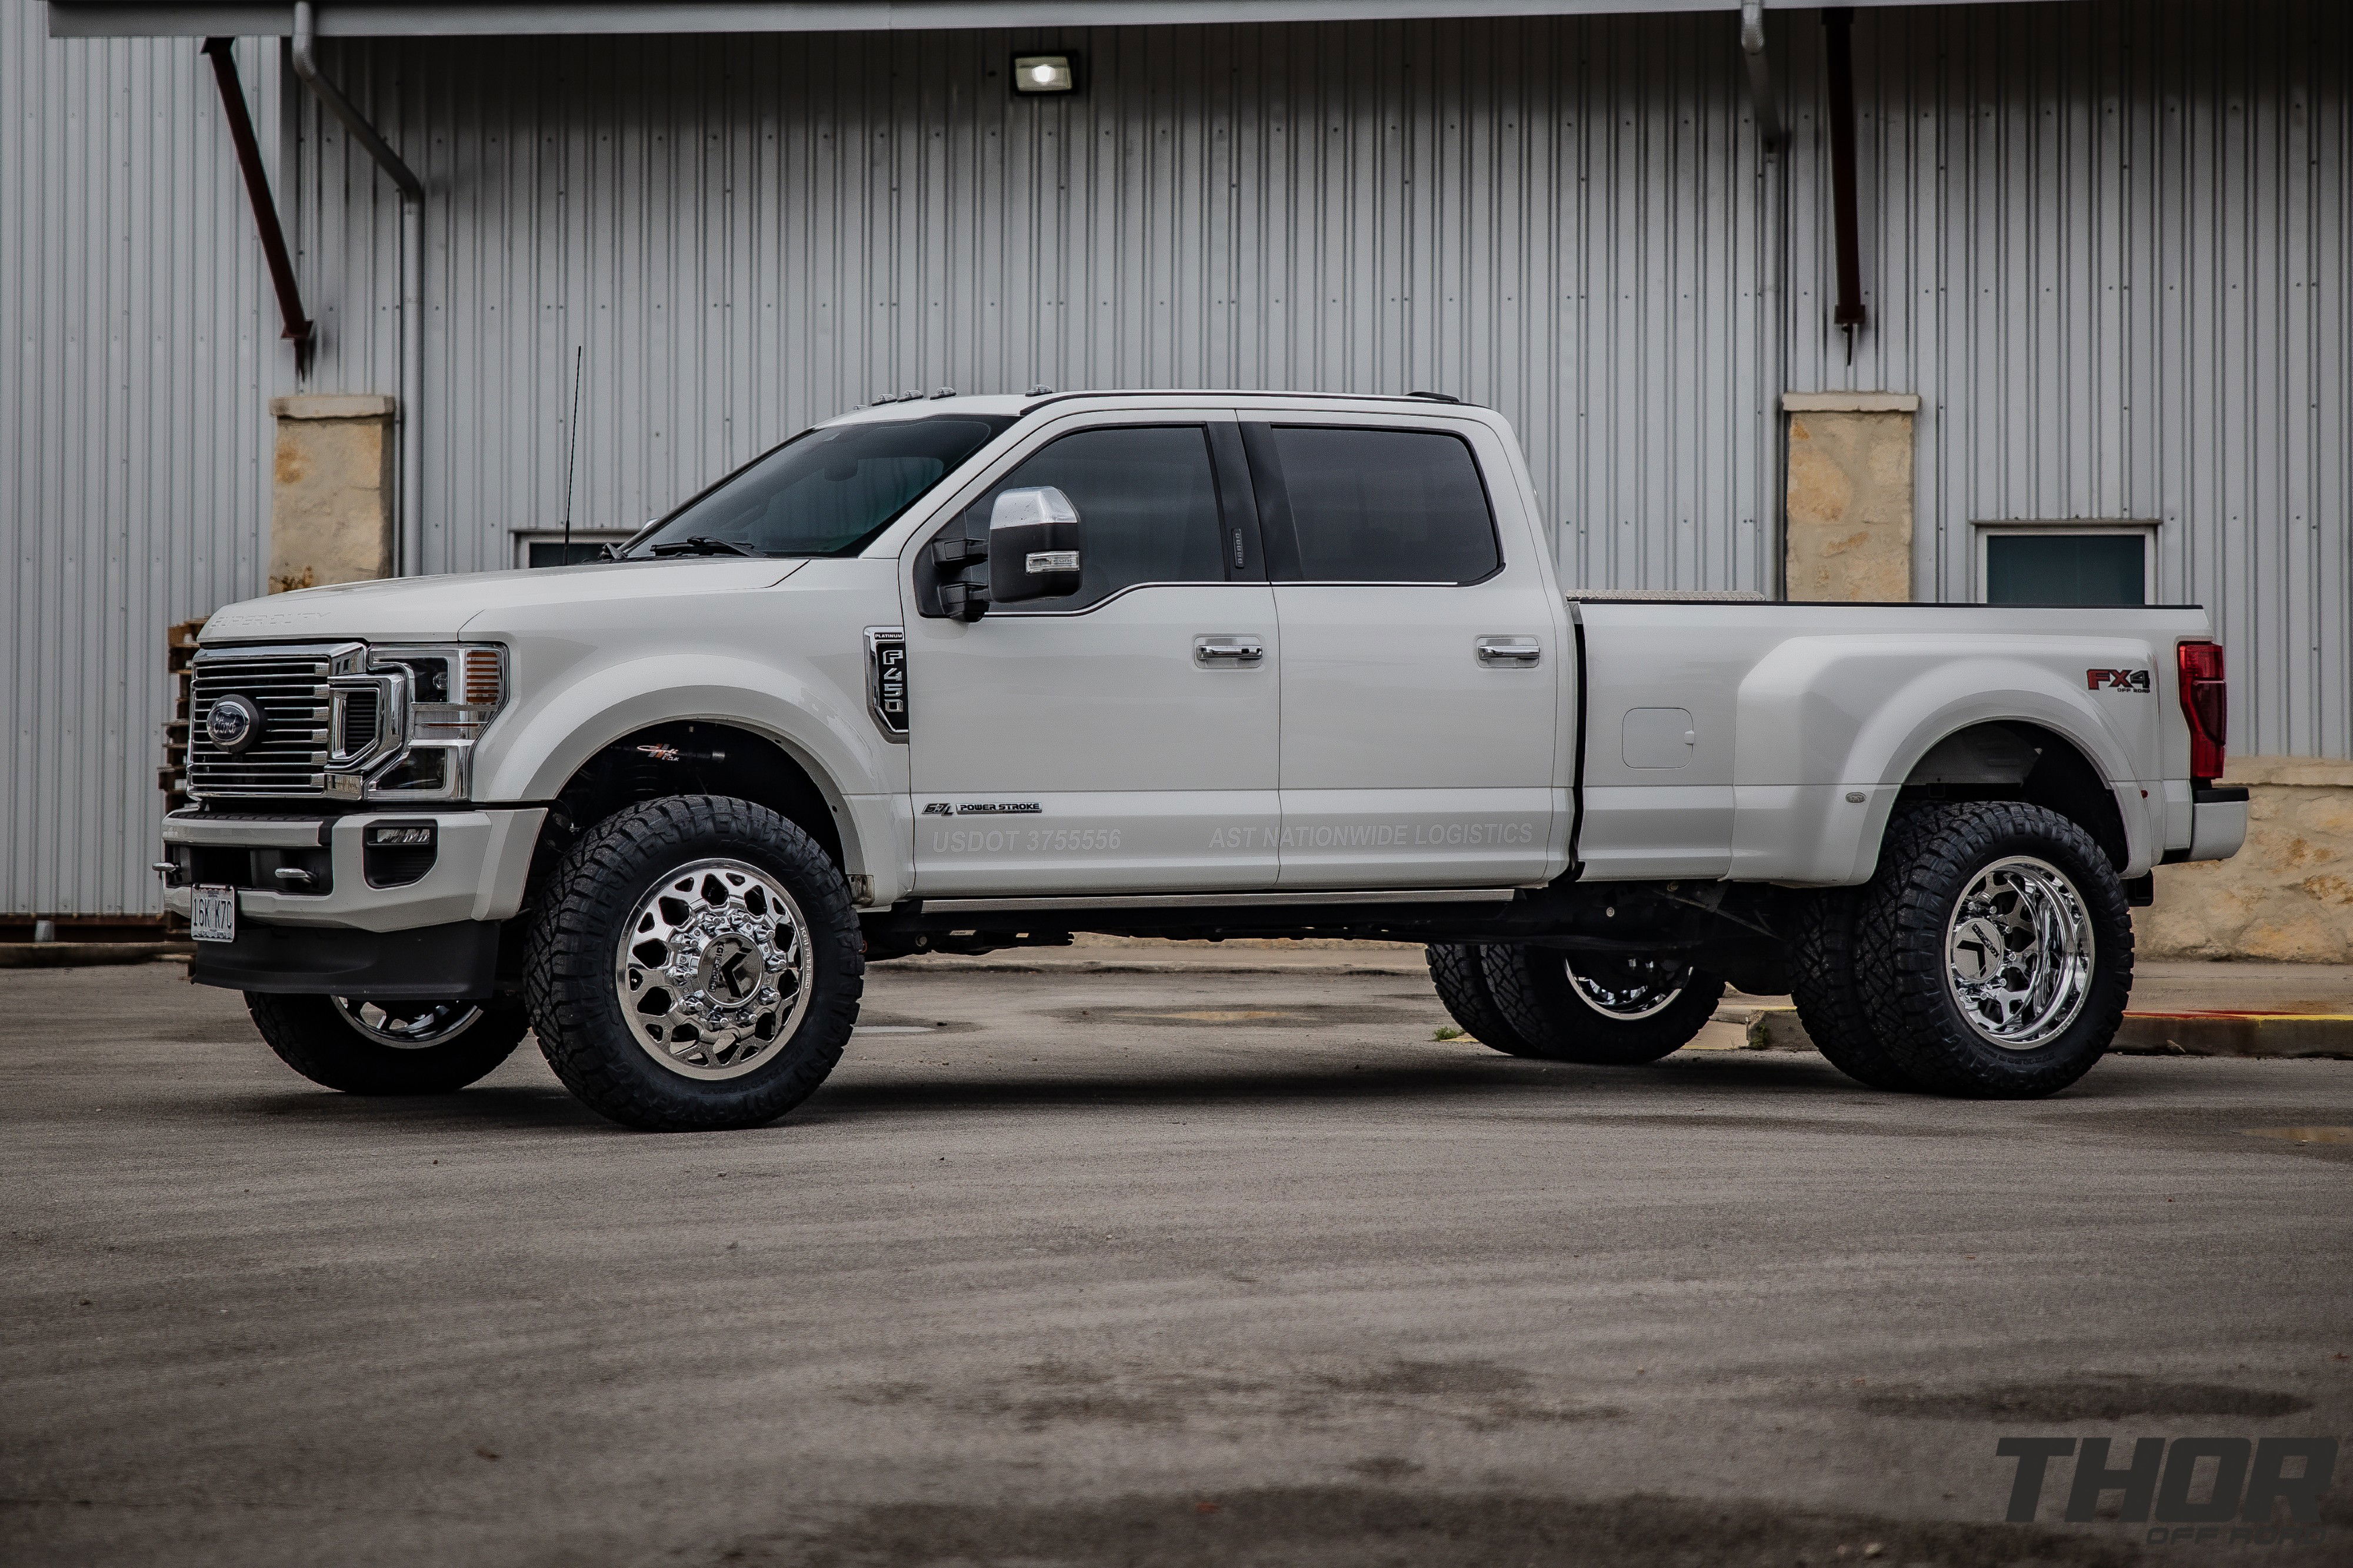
left=166, top=392, right=2247, bottom=1129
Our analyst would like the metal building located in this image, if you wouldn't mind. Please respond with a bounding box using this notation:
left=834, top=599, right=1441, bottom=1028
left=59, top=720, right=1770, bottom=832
left=4, top=0, right=2347, bottom=922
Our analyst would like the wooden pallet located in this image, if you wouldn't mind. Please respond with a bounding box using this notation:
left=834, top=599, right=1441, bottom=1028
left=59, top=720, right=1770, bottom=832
left=161, top=618, right=203, bottom=816
left=159, top=618, right=205, bottom=931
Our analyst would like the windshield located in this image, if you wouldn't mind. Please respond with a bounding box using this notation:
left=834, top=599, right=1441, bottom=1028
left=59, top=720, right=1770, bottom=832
left=624, top=415, right=1013, bottom=559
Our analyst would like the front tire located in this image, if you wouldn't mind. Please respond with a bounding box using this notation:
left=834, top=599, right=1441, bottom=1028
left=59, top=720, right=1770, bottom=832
left=246, top=992, right=528, bottom=1094
left=1855, top=802, right=2132, bottom=1099
left=524, top=796, right=863, bottom=1132
left=1478, top=946, right=1725, bottom=1065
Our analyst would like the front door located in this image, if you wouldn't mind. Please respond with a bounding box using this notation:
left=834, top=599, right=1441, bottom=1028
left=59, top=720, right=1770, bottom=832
left=904, top=413, right=1280, bottom=896
left=1249, top=417, right=1567, bottom=888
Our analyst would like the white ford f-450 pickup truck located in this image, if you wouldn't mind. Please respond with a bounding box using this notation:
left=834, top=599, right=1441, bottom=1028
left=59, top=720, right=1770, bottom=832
left=166, top=392, right=2247, bottom=1130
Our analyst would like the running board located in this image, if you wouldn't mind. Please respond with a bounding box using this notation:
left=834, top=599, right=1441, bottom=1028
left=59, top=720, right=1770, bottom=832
left=918, top=888, right=1519, bottom=915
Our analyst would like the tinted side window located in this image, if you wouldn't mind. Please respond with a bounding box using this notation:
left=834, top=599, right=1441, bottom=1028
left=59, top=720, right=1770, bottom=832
left=1269, top=426, right=1501, bottom=583
left=635, top=415, right=1011, bottom=558
left=961, top=425, right=1224, bottom=609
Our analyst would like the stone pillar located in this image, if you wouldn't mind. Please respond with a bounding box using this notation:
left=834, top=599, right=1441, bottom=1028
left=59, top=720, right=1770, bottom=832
left=1782, top=392, right=1919, bottom=602
left=269, top=393, right=396, bottom=592
left=2138, top=758, right=2353, bottom=963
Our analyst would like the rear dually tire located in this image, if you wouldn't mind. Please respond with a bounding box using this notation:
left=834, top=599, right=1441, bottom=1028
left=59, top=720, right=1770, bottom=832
left=1854, top=801, right=2132, bottom=1099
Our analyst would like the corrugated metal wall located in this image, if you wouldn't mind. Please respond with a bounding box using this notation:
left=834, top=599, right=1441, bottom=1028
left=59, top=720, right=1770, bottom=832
left=0, top=1, right=282, bottom=919
left=1785, top=0, right=2351, bottom=760
left=292, top=12, right=1781, bottom=592
left=3, top=0, right=2345, bottom=916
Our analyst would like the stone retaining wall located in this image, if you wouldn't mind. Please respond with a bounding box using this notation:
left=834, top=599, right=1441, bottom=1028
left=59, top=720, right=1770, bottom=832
left=2137, top=757, right=2353, bottom=963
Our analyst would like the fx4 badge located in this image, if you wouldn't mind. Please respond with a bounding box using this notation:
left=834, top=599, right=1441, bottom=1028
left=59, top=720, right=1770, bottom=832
left=2087, top=668, right=2151, bottom=693
left=922, top=802, right=1042, bottom=816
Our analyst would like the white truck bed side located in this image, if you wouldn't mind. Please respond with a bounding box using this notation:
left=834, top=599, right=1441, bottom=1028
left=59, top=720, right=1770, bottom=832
left=1569, top=600, right=2217, bottom=885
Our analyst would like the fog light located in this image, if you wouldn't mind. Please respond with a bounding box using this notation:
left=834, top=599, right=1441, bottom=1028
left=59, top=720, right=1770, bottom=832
left=1012, top=53, right=1076, bottom=95
left=364, top=822, right=439, bottom=889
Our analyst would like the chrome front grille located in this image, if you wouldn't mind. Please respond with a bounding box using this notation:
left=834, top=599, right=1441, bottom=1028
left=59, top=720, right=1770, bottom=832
left=188, top=644, right=360, bottom=798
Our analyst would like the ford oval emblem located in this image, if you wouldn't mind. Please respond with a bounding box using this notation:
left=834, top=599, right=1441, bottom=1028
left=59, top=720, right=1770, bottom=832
left=206, top=693, right=266, bottom=755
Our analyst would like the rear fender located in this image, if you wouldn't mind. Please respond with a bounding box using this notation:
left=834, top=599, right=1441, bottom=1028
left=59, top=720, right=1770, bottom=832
left=1731, top=636, right=2161, bottom=884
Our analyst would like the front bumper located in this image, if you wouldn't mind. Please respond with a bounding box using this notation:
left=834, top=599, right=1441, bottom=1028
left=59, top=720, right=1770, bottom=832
left=161, top=806, right=546, bottom=934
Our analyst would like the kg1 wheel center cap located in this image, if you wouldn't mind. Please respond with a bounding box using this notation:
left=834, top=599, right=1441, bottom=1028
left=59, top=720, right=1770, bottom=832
left=695, top=938, right=759, bottom=1003
left=1951, top=917, right=2009, bottom=983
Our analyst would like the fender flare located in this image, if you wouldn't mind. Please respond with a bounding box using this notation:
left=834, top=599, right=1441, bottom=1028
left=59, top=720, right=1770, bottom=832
left=1845, top=669, right=2151, bottom=880
left=472, top=653, right=893, bottom=874
left=1734, top=637, right=2158, bottom=882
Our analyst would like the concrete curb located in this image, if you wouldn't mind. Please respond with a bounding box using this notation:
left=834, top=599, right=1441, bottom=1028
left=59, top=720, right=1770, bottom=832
left=0, top=942, right=193, bottom=969
left=2111, top=1012, right=2353, bottom=1060
left=1729, top=1005, right=2353, bottom=1062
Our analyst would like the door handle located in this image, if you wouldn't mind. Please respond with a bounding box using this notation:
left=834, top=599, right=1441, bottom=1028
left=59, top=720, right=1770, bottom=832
left=1194, top=635, right=1265, bottom=666
left=1475, top=636, right=1542, bottom=667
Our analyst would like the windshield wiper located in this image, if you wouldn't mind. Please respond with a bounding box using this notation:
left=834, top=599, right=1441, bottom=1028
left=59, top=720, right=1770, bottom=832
left=647, top=535, right=754, bottom=558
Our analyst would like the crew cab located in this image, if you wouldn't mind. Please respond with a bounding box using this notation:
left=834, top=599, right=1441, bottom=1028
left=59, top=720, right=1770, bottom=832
left=164, top=392, right=2247, bottom=1129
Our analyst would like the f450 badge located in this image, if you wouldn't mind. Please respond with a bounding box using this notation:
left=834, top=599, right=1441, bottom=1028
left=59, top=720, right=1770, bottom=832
left=2087, top=668, right=2151, bottom=693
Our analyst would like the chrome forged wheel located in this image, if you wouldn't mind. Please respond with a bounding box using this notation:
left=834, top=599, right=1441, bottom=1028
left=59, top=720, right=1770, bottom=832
left=529, top=796, right=862, bottom=1131
left=1566, top=953, right=1692, bottom=1021
left=1944, top=855, right=2095, bottom=1050
left=248, top=992, right=528, bottom=1094
left=1477, top=945, right=1725, bottom=1065
left=614, top=856, right=811, bottom=1080
left=332, top=997, right=485, bottom=1049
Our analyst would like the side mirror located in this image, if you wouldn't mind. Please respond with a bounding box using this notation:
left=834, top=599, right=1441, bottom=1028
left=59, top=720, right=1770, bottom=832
left=986, top=487, right=1085, bottom=606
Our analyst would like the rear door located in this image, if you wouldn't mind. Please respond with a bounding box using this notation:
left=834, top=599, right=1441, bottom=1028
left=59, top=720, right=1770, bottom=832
left=1248, top=415, right=1565, bottom=888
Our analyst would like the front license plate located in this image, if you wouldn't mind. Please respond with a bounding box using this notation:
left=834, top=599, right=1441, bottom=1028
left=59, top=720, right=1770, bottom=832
left=190, top=885, right=237, bottom=944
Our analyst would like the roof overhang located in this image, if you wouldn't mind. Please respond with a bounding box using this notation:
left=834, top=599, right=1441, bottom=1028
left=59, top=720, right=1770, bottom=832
left=46, top=0, right=2064, bottom=41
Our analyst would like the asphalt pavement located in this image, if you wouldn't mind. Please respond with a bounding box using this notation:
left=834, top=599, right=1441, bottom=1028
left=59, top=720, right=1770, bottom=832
left=4, top=957, right=2351, bottom=1567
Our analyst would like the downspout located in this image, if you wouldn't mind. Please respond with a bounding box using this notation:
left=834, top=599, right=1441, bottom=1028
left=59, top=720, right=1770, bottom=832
left=201, top=38, right=314, bottom=373
left=289, top=1, right=424, bottom=578
left=1741, top=2, right=1788, bottom=598
left=1738, top=1, right=1782, bottom=148
left=1822, top=6, right=1868, bottom=351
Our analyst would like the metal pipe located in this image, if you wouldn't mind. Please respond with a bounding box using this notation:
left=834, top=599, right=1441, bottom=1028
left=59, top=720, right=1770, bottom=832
left=289, top=1, right=424, bottom=578
left=1822, top=5, right=1867, bottom=335
left=1738, top=1, right=1782, bottom=149
left=398, top=198, right=421, bottom=578
left=201, top=38, right=314, bottom=372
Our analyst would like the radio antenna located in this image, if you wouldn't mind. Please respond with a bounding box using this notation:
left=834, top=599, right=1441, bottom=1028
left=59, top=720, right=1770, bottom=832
left=559, top=343, right=584, bottom=561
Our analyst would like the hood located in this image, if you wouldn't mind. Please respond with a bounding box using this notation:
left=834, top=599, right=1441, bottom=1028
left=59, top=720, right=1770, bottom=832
left=200, top=558, right=803, bottom=645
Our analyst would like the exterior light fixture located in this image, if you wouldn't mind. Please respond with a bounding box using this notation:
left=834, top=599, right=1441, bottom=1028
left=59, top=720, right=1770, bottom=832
left=1012, top=54, right=1078, bottom=95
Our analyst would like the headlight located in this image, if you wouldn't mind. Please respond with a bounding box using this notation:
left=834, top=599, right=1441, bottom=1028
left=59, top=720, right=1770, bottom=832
left=323, top=643, right=508, bottom=802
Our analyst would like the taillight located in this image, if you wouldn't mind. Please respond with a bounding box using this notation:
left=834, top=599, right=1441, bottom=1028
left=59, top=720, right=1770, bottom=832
left=2178, top=640, right=2227, bottom=783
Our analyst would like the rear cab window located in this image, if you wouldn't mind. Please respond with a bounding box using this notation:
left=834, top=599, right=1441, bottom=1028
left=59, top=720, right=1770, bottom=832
left=1248, top=425, right=1502, bottom=584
